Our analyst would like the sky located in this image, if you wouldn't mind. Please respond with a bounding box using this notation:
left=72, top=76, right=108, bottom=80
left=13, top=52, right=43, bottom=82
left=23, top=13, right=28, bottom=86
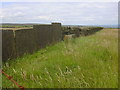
left=0, top=0, right=119, bottom=25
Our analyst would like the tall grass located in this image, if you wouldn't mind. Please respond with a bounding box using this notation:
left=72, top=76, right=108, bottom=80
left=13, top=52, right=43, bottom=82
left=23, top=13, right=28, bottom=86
left=2, top=29, right=118, bottom=88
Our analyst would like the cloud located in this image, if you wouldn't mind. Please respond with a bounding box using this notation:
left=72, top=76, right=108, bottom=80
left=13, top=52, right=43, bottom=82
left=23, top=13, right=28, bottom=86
left=13, top=12, right=25, bottom=17
left=2, top=0, right=119, bottom=2
left=1, top=2, right=118, bottom=25
left=36, top=15, right=63, bottom=21
left=37, top=16, right=51, bottom=20
left=84, top=17, right=95, bottom=21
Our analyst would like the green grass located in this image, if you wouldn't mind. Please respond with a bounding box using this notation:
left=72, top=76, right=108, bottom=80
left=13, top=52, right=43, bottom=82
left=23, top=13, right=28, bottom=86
left=2, top=29, right=118, bottom=88
left=1, top=25, right=33, bottom=28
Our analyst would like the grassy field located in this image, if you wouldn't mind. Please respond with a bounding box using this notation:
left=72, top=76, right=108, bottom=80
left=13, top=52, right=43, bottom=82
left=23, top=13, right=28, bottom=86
left=2, top=28, right=118, bottom=88
left=1, top=24, right=33, bottom=28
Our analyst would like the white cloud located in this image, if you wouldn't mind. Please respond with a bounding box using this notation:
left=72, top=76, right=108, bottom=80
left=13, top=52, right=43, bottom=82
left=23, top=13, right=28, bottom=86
left=14, top=12, right=25, bottom=17
left=1, top=2, right=118, bottom=25
left=37, top=16, right=51, bottom=20
left=84, top=17, right=95, bottom=21
left=35, top=15, right=63, bottom=22
left=2, top=0, right=119, bottom=2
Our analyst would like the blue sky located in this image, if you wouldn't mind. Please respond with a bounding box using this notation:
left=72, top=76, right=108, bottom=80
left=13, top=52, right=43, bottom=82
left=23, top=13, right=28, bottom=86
left=0, top=2, right=118, bottom=25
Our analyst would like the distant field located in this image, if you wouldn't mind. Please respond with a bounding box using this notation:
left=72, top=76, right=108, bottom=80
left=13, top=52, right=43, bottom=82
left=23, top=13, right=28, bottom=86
left=2, top=29, right=118, bottom=88
left=0, top=24, right=33, bottom=30
left=1, top=24, right=33, bottom=28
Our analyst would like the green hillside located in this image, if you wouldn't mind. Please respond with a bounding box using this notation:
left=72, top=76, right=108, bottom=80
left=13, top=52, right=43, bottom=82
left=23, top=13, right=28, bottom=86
left=2, top=29, right=118, bottom=88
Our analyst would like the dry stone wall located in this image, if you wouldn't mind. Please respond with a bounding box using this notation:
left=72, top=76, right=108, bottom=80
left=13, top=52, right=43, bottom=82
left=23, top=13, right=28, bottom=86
left=2, top=30, right=16, bottom=61
left=2, top=23, right=103, bottom=61
left=34, top=25, right=53, bottom=48
left=62, top=26, right=103, bottom=39
left=2, top=23, right=62, bottom=61
left=15, top=29, right=38, bottom=57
